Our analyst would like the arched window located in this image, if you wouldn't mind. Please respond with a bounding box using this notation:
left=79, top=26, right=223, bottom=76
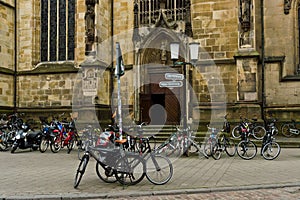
left=139, top=0, right=187, bottom=26
left=41, top=0, right=75, bottom=62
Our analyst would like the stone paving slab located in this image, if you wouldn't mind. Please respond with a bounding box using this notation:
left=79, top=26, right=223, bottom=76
left=0, top=147, right=300, bottom=199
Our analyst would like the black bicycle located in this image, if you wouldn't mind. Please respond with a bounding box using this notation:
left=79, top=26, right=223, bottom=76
left=236, top=129, right=257, bottom=160
left=261, top=118, right=281, bottom=160
left=232, top=117, right=266, bottom=140
left=74, top=134, right=146, bottom=188
left=126, top=123, right=174, bottom=185
left=211, top=132, right=236, bottom=160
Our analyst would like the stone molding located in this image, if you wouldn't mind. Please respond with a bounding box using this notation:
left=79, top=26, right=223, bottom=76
left=18, top=61, right=79, bottom=75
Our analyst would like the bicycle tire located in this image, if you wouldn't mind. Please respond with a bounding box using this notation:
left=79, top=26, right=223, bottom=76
left=237, top=140, right=257, bottom=160
left=0, top=135, right=9, bottom=151
left=77, top=142, right=85, bottom=160
left=224, top=137, right=236, bottom=157
left=50, top=136, right=61, bottom=153
left=211, top=142, right=221, bottom=160
left=95, top=162, right=117, bottom=183
left=39, top=136, right=49, bottom=153
left=281, top=123, right=293, bottom=137
left=145, top=154, right=173, bottom=185
left=261, top=141, right=281, bottom=160
left=67, top=138, right=75, bottom=154
left=0, top=141, right=8, bottom=151
left=252, top=126, right=266, bottom=140
left=203, top=137, right=216, bottom=156
left=74, top=154, right=89, bottom=188
left=231, top=125, right=242, bottom=138
left=115, top=154, right=146, bottom=185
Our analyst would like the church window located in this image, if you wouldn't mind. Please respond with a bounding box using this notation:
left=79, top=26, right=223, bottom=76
left=139, top=0, right=187, bottom=26
left=41, top=0, right=75, bottom=62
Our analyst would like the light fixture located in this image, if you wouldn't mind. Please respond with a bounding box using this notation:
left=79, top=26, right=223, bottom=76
left=189, top=42, right=200, bottom=62
left=170, top=42, right=180, bottom=61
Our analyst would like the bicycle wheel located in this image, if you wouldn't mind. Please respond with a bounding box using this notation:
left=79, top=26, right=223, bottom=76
left=203, top=138, right=216, bottom=156
left=281, top=123, right=293, bottom=137
left=261, top=142, right=281, bottom=160
left=77, top=141, right=86, bottom=160
left=50, top=136, right=61, bottom=153
left=231, top=125, right=242, bottom=139
left=67, top=138, right=75, bottom=154
left=252, top=126, right=266, bottom=140
left=74, top=154, right=89, bottom=188
left=115, top=154, right=146, bottom=185
left=224, top=137, right=237, bottom=157
left=211, top=142, right=221, bottom=160
left=95, top=162, right=117, bottom=183
left=39, top=136, right=49, bottom=153
left=237, top=140, right=257, bottom=160
left=146, top=154, right=173, bottom=185
left=0, top=134, right=9, bottom=151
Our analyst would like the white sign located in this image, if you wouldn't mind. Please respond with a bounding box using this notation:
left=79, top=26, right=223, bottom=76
left=165, top=73, right=184, bottom=81
left=159, top=81, right=183, bottom=88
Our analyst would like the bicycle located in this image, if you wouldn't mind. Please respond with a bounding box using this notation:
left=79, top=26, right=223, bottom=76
left=125, top=123, right=174, bottom=185
left=38, top=117, right=59, bottom=153
left=156, top=126, right=208, bottom=159
left=261, top=119, right=281, bottom=160
left=50, top=114, right=79, bottom=153
left=74, top=135, right=146, bottom=188
left=232, top=117, right=266, bottom=140
left=203, top=126, right=219, bottom=157
left=0, top=113, right=23, bottom=151
left=77, top=125, right=99, bottom=160
left=236, top=128, right=257, bottom=160
left=210, top=116, right=237, bottom=160
left=281, top=119, right=300, bottom=137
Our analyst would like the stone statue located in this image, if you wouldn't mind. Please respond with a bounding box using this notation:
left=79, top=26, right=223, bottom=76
left=85, top=1, right=96, bottom=54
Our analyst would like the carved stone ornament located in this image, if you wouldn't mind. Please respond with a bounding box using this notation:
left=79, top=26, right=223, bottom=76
left=184, top=0, right=193, bottom=37
left=85, top=0, right=96, bottom=55
left=154, top=9, right=178, bottom=29
left=284, top=0, right=292, bottom=15
left=239, top=0, right=251, bottom=32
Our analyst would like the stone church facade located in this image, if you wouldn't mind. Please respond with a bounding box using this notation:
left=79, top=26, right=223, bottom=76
left=0, top=0, right=300, bottom=129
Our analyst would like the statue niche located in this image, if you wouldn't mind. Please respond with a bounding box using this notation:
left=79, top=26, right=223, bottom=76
left=85, top=0, right=96, bottom=55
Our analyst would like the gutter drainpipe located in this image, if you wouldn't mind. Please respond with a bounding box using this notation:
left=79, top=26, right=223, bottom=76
left=261, top=0, right=266, bottom=123
left=110, top=0, right=114, bottom=109
left=13, top=0, right=17, bottom=113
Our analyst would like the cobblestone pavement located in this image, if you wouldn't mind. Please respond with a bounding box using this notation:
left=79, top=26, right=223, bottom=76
left=0, top=147, right=300, bottom=199
left=116, top=187, right=300, bottom=200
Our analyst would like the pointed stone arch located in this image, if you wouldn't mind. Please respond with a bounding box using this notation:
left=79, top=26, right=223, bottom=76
left=135, top=28, right=186, bottom=125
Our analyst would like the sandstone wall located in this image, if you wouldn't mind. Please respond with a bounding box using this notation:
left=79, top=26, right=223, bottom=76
left=0, top=2, right=15, bottom=70
left=192, top=0, right=238, bottom=60
left=18, top=73, right=77, bottom=108
left=0, top=74, right=14, bottom=107
left=263, top=0, right=300, bottom=120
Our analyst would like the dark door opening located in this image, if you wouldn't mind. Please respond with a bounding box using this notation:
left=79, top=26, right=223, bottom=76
left=149, top=94, right=166, bottom=125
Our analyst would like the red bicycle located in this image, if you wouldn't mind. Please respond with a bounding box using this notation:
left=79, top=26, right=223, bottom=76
left=51, top=119, right=78, bottom=153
